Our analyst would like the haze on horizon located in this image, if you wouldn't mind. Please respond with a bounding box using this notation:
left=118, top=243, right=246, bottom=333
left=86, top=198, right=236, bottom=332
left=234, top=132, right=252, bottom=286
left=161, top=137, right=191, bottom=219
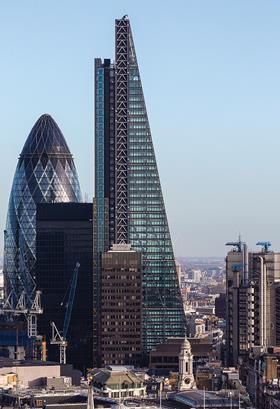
left=0, top=0, right=280, bottom=258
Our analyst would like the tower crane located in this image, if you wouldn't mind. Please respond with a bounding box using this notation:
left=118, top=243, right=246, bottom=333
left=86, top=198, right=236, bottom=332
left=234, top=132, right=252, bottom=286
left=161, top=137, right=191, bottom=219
left=256, top=241, right=271, bottom=252
left=225, top=239, right=243, bottom=252
left=50, top=262, right=80, bottom=364
left=1, top=289, right=43, bottom=337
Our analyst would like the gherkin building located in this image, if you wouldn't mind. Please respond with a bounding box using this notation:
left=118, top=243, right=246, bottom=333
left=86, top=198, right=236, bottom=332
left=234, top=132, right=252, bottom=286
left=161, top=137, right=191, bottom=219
left=4, top=114, right=82, bottom=301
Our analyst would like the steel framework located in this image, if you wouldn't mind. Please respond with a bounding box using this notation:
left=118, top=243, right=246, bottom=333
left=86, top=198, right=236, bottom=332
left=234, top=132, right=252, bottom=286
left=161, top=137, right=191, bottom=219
left=2, top=289, right=43, bottom=337
left=115, top=17, right=129, bottom=244
left=50, top=321, right=67, bottom=364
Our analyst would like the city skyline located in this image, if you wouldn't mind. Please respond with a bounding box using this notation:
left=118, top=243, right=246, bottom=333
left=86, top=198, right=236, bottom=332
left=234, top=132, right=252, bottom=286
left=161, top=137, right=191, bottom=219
left=1, top=1, right=280, bottom=257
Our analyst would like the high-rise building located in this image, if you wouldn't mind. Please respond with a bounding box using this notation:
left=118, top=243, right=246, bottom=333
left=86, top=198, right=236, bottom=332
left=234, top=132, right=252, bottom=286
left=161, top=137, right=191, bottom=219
left=3, top=114, right=82, bottom=302
left=226, top=239, right=280, bottom=366
left=101, top=244, right=142, bottom=365
left=94, top=16, right=185, bottom=364
left=36, top=203, right=93, bottom=370
left=226, top=242, right=252, bottom=366
left=215, top=293, right=226, bottom=320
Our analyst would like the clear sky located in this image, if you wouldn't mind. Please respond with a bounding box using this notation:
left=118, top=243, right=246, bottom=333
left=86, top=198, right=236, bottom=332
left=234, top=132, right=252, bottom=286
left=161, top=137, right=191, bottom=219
left=1, top=0, right=280, bottom=257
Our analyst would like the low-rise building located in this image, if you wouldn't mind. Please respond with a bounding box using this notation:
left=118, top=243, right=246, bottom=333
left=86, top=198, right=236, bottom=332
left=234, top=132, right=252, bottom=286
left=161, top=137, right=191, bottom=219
left=170, top=390, right=240, bottom=408
left=242, top=346, right=280, bottom=408
left=0, top=357, right=81, bottom=388
left=92, top=366, right=146, bottom=399
left=149, top=337, right=214, bottom=373
left=195, top=366, right=222, bottom=391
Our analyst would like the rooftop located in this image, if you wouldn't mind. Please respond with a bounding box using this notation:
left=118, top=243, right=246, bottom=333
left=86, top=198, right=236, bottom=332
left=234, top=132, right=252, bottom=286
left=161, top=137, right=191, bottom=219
left=20, top=114, right=72, bottom=158
left=0, top=357, right=60, bottom=368
left=171, top=390, right=240, bottom=408
left=92, top=368, right=143, bottom=387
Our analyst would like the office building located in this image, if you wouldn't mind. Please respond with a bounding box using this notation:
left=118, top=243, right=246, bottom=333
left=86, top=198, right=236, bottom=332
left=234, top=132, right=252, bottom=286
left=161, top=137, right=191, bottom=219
left=0, top=320, right=27, bottom=360
left=94, top=15, right=185, bottom=364
left=36, top=203, right=93, bottom=370
left=3, top=114, right=82, bottom=302
left=242, top=346, right=280, bottom=408
left=101, top=244, right=142, bottom=365
left=276, top=285, right=280, bottom=345
left=215, top=293, right=226, bottom=320
left=149, top=337, right=214, bottom=373
left=226, top=239, right=280, bottom=366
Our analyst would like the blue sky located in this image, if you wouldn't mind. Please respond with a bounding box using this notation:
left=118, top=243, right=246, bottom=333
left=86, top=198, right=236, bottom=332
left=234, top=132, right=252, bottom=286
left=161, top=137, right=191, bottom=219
left=1, top=0, right=280, bottom=257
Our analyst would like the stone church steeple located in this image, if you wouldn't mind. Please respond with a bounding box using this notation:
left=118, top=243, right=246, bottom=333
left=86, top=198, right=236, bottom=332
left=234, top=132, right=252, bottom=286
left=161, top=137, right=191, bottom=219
left=178, top=335, right=196, bottom=391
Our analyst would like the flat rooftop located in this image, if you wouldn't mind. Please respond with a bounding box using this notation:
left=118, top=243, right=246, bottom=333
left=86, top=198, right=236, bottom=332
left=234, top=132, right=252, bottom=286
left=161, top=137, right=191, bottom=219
left=172, top=390, right=239, bottom=408
left=0, top=357, right=60, bottom=368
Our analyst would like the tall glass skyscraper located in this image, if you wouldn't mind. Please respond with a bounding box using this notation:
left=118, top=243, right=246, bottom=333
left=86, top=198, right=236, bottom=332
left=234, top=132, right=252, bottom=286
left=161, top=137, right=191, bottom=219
left=4, top=114, right=82, bottom=302
left=94, top=16, right=185, bottom=361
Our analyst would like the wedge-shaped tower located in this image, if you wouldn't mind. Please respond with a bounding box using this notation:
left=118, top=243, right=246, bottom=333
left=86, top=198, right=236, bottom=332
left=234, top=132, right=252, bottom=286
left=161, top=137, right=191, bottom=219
left=94, top=16, right=185, bottom=363
left=4, top=114, right=82, bottom=300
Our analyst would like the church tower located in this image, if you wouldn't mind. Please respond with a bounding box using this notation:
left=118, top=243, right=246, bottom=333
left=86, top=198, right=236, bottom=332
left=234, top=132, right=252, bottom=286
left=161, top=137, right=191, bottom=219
left=178, top=336, right=196, bottom=391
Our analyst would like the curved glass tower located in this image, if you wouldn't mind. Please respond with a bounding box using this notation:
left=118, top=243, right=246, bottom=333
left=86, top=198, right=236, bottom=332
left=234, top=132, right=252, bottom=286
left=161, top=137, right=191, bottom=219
left=4, top=114, right=82, bottom=300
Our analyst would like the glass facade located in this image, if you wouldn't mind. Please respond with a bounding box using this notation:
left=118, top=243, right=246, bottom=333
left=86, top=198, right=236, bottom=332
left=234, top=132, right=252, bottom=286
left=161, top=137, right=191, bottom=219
left=125, top=21, right=185, bottom=351
left=4, top=114, right=82, bottom=302
left=95, top=65, right=106, bottom=254
left=94, top=16, right=185, bottom=360
left=36, top=203, right=93, bottom=370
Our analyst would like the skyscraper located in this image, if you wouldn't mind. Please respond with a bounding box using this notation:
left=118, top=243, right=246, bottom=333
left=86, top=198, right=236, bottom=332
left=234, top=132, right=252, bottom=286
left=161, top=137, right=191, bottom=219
left=94, top=16, right=185, bottom=363
left=226, top=239, right=280, bottom=366
left=4, top=114, right=82, bottom=302
left=101, top=244, right=142, bottom=365
left=36, top=203, right=93, bottom=369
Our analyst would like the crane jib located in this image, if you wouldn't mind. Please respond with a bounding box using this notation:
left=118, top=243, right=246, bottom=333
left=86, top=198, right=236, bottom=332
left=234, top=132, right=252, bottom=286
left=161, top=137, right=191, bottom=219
left=63, top=262, right=80, bottom=338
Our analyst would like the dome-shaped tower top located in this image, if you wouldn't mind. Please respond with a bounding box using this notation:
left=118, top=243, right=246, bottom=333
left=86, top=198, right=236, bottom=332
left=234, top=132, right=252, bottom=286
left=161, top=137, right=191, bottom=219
left=21, top=114, right=72, bottom=157
left=4, top=114, right=82, bottom=300
left=181, top=336, right=191, bottom=353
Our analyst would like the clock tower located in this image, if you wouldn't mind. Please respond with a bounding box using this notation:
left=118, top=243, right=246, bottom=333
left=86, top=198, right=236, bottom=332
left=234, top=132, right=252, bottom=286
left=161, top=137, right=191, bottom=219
left=178, top=335, right=196, bottom=391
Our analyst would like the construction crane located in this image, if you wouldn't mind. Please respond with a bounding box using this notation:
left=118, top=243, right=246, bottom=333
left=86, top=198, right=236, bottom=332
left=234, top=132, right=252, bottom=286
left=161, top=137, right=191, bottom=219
left=50, top=262, right=80, bottom=364
left=225, top=239, right=243, bottom=252
left=2, top=289, right=43, bottom=337
left=256, top=241, right=271, bottom=252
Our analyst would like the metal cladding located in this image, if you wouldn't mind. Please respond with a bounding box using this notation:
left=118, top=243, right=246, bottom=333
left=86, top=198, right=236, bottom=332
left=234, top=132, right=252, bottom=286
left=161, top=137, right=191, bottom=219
left=4, top=114, right=82, bottom=300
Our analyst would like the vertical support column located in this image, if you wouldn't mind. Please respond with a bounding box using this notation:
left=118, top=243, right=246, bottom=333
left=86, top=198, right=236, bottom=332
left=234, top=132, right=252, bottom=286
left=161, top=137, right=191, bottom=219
left=27, top=314, right=37, bottom=338
left=263, top=263, right=267, bottom=349
left=259, top=256, right=265, bottom=347
left=115, top=17, right=129, bottom=244
left=60, top=344, right=66, bottom=365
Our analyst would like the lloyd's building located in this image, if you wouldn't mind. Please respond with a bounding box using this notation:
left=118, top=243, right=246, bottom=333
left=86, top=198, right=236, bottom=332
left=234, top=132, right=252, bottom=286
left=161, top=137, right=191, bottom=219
left=94, top=16, right=185, bottom=366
